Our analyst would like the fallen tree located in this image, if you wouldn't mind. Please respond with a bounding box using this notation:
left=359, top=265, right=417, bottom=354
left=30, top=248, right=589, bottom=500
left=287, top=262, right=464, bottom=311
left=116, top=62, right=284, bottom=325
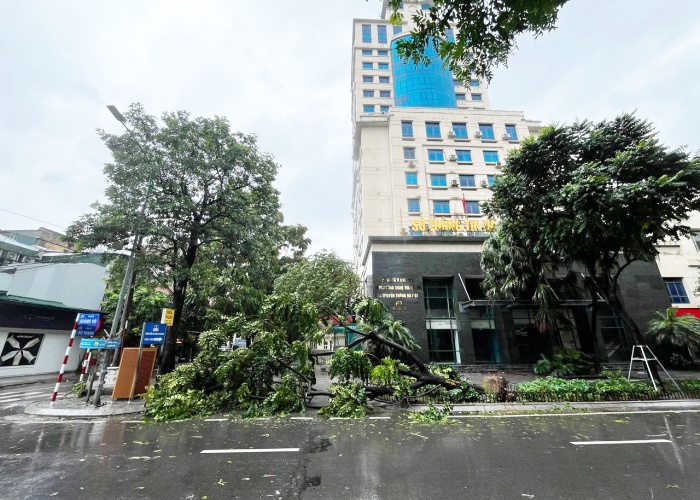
left=143, top=297, right=479, bottom=421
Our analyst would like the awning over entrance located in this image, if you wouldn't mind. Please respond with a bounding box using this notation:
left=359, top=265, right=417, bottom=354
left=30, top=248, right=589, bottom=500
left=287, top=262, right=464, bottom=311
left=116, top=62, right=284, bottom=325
left=675, top=307, right=700, bottom=319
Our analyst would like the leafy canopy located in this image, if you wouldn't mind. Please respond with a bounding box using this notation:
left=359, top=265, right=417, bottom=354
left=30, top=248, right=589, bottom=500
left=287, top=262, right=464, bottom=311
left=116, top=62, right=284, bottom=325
left=387, top=0, right=569, bottom=83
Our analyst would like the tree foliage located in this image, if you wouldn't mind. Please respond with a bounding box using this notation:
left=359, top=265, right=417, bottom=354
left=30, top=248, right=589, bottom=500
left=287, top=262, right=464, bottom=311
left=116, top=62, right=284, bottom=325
left=387, top=0, right=569, bottom=82
left=647, top=308, right=700, bottom=363
left=66, top=104, right=302, bottom=373
left=483, top=113, right=700, bottom=352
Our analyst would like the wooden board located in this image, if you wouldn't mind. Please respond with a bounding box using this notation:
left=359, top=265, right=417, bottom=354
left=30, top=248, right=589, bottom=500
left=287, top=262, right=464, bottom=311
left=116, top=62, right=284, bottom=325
left=112, top=348, right=157, bottom=399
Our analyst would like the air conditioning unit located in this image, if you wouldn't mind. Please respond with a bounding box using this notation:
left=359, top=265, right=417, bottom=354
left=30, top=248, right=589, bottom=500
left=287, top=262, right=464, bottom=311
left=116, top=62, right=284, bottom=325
left=451, top=179, right=459, bottom=187
left=447, top=131, right=455, bottom=138
left=474, top=130, right=482, bottom=138
left=480, top=179, right=489, bottom=187
left=449, top=154, right=457, bottom=161
left=495, top=162, right=502, bottom=168
left=502, top=133, right=511, bottom=140
left=408, top=160, right=415, bottom=167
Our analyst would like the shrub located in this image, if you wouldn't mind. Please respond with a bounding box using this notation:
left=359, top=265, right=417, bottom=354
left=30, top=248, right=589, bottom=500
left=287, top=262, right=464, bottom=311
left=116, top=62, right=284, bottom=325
left=517, top=376, right=593, bottom=398
left=533, top=348, right=594, bottom=376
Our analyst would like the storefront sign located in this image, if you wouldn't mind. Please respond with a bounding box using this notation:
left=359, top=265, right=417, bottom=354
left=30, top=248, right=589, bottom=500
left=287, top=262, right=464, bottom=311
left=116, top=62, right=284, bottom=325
left=376, top=277, right=419, bottom=299
left=411, top=218, right=497, bottom=233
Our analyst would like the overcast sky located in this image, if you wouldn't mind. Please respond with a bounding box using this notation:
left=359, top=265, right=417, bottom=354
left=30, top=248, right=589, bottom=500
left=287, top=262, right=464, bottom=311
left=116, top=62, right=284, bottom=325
left=1, top=1, right=699, bottom=261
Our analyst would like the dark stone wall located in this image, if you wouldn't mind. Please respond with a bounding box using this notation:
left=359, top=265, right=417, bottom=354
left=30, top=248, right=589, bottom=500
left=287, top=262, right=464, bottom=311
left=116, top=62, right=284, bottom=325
left=0, top=302, right=80, bottom=331
left=371, top=248, right=672, bottom=365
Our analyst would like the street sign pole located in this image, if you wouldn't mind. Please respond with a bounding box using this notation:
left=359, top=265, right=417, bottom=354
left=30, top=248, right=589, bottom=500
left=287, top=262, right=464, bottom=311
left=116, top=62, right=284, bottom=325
left=129, top=323, right=146, bottom=403
left=50, top=313, right=80, bottom=404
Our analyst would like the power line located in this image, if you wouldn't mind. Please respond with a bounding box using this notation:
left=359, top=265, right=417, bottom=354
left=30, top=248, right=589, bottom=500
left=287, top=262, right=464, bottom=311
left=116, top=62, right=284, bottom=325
left=0, top=208, right=66, bottom=229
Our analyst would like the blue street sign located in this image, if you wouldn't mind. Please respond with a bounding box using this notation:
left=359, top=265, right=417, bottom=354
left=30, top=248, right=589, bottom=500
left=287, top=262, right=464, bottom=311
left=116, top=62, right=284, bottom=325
left=233, top=338, right=247, bottom=347
left=105, top=339, right=122, bottom=349
left=142, top=322, right=167, bottom=345
left=143, top=335, right=165, bottom=345
left=77, top=313, right=101, bottom=327
left=75, top=325, right=97, bottom=337
left=80, top=338, right=106, bottom=349
left=144, top=322, right=167, bottom=335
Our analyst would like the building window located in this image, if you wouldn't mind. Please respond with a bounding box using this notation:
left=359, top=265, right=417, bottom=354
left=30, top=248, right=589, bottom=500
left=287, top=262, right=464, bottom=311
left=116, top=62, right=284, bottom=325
left=363, top=104, right=375, bottom=113
left=483, top=150, right=499, bottom=163
left=664, top=279, right=690, bottom=304
left=377, top=49, right=389, bottom=57
left=380, top=90, right=391, bottom=98
left=393, top=25, right=402, bottom=35
left=362, top=24, right=372, bottom=43
left=430, top=174, right=447, bottom=187
left=428, top=149, right=445, bottom=162
left=405, top=172, right=418, bottom=185
left=693, top=232, right=700, bottom=251
left=426, top=122, right=441, bottom=139
left=505, top=124, right=518, bottom=141
left=421, top=3, right=431, bottom=10
left=363, top=90, right=375, bottom=97
left=465, top=201, right=481, bottom=215
left=456, top=93, right=466, bottom=101
left=378, top=62, right=389, bottom=70
left=472, top=94, right=483, bottom=101
left=459, top=174, right=475, bottom=188
left=424, top=277, right=457, bottom=362
left=401, top=121, right=414, bottom=138
left=379, top=76, right=390, bottom=83
left=487, top=174, right=496, bottom=186
left=362, top=62, right=373, bottom=70
left=362, top=49, right=373, bottom=56
left=453, top=79, right=462, bottom=87
left=380, top=105, right=389, bottom=113
left=452, top=123, right=468, bottom=139
left=433, top=200, right=450, bottom=214
left=479, top=123, right=495, bottom=139
left=403, top=147, right=416, bottom=159
left=362, top=76, right=374, bottom=83
left=378, top=25, right=387, bottom=43
left=469, top=79, right=480, bottom=87
left=456, top=149, right=472, bottom=162
left=445, top=28, right=454, bottom=42
left=408, top=198, right=420, bottom=213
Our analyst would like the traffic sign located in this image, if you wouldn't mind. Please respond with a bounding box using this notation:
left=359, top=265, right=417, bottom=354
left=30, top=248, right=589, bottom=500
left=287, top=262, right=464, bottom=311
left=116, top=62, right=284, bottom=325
left=75, top=325, right=97, bottom=337
left=77, top=313, right=101, bottom=328
left=144, top=322, right=167, bottom=335
left=80, top=338, right=106, bottom=349
left=105, top=339, right=122, bottom=349
left=161, top=308, right=175, bottom=326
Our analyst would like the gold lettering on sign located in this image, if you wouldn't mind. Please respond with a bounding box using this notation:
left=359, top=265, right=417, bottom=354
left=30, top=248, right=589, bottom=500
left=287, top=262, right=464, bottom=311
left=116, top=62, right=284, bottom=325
left=377, top=277, right=419, bottom=300
left=409, top=218, right=497, bottom=233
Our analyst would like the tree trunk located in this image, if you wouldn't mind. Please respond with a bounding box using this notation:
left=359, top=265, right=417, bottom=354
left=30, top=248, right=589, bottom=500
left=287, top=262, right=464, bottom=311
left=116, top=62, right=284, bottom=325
left=160, top=279, right=188, bottom=374
left=583, top=266, right=601, bottom=372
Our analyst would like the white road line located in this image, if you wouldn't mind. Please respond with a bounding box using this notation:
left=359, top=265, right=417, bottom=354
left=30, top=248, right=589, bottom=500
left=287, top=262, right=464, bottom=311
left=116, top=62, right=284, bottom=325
left=0, top=390, right=38, bottom=397
left=368, top=416, right=391, bottom=420
left=290, top=417, right=313, bottom=420
left=448, top=409, right=700, bottom=419
left=200, top=448, right=299, bottom=454
left=571, top=439, right=672, bottom=446
left=0, top=391, right=45, bottom=402
left=329, top=417, right=353, bottom=420
left=121, top=420, right=145, bottom=424
left=204, top=418, right=228, bottom=422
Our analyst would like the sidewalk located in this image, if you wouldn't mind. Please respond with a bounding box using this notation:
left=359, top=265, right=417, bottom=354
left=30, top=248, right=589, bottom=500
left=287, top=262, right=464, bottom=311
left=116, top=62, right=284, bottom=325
left=24, top=396, right=145, bottom=417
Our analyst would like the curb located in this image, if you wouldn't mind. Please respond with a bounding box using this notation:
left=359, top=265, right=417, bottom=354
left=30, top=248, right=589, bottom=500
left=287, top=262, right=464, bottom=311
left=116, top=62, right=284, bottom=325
left=23, top=400, right=145, bottom=418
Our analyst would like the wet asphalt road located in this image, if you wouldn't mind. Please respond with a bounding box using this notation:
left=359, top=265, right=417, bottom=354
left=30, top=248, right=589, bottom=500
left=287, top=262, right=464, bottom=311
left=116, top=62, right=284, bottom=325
left=1, top=410, right=699, bottom=500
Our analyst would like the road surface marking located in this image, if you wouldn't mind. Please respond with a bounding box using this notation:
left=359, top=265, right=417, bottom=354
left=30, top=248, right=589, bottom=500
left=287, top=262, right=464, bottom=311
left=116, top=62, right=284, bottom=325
left=448, top=409, right=700, bottom=419
left=0, top=391, right=44, bottom=401
left=204, top=418, right=228, bottom=422
left=201, top=448, right=299, bottom=454
left=368, top=416, right=391, bottom=420
left=329, top=417, right=353, bottom=420
left=0, top=390, right=41, bottom=397
left=290, top=417, right=313, bottom=420
left=571, top=439, right=672, bottom=446
left=122, top=420, right=145, bottom=424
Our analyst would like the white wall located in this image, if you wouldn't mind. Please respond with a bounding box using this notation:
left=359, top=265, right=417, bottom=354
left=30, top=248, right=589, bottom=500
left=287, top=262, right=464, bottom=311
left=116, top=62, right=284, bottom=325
left=0, top=328, right=81, bottom=377
left=6, top=263, right=108, bottom=310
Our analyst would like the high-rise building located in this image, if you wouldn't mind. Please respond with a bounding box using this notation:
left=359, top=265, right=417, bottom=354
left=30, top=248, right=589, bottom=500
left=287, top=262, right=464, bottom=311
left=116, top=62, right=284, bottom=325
left=350, top=2, right=670, bottom=365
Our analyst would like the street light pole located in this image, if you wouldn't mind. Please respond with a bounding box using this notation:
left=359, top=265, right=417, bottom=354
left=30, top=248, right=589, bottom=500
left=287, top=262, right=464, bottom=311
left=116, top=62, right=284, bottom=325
left=93, top=105, right=151, bottom=407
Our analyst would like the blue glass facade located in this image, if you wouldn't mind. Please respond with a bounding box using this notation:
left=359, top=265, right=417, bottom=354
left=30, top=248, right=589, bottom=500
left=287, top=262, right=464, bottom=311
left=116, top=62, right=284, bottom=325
left=391, top=35, right=456, bottom=108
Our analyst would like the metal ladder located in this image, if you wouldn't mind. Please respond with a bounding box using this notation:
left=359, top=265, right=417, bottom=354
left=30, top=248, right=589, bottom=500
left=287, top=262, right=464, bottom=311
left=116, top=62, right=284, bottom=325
left=627, top=345, right=680, bottom=391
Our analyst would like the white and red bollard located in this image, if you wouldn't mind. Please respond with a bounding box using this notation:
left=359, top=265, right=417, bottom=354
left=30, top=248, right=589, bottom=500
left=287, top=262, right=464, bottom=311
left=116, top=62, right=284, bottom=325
left=51, top=314, right=80, bottom=404
left=79, top=351, right=91, bottom=383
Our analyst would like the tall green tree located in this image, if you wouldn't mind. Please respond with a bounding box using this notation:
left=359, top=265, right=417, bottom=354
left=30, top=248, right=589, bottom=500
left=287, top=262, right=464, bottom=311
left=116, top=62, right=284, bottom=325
left=66, top=104, right=290, bottom=373
left=273, top=251, right=360, bottom=319
left=386, top=0, right=569, bottom=82
left=483, top=113, right=700, bottom=354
